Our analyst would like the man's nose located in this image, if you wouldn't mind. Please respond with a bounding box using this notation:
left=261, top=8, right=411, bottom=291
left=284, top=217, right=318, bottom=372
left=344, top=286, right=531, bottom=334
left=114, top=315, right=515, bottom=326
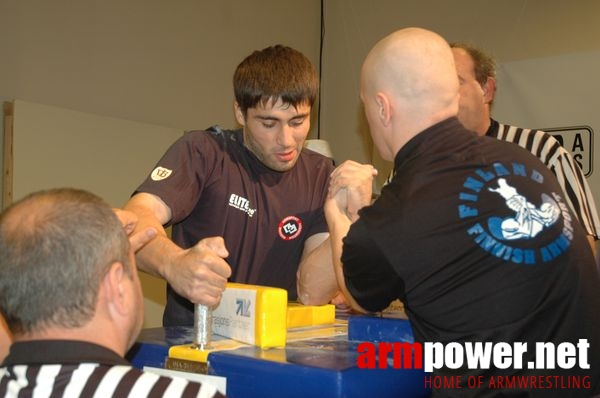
left=277, top=125, right=295, bottom=147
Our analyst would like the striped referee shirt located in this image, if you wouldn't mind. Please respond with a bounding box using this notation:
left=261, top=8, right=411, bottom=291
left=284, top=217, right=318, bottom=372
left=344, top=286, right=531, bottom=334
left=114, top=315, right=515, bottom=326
left=488, top=119, right=600, bottom=239
left=0, top=340, right=224, bottom=398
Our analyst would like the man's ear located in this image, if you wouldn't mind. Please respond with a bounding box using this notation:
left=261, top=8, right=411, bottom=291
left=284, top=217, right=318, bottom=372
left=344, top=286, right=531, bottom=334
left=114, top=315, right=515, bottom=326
left=234, top=102, right=246, bottom=126
left=376, top=92, right=392, bottom=127
left=102, top=261, right=129, bottom=317
left=482, top=77, right=496, bottom=104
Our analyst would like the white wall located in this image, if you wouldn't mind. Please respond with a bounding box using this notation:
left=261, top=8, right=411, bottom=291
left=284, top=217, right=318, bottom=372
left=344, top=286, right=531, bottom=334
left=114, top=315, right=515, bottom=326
left=0, top=0, right=321, bottom=132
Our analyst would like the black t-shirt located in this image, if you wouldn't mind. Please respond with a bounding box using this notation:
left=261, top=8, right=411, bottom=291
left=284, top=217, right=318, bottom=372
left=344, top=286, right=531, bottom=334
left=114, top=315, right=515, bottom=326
left=343, top=118, right=600, bottom=397
left=135, top=127, right=333, bottom=326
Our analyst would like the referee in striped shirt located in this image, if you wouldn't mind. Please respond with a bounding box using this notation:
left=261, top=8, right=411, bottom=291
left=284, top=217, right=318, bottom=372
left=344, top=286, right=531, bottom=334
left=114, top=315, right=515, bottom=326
left=452, top=43, right=599, bottom=258
left=0, top=188, right=224, bottom=397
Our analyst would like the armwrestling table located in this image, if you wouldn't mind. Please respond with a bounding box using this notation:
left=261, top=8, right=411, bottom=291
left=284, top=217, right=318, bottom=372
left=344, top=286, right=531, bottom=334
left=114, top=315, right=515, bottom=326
left=126, top=315, right=431, bottom=398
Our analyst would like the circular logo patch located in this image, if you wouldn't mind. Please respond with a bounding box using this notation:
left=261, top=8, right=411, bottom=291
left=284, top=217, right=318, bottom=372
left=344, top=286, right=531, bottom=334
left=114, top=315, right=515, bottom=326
left=278, top=216, right=303, bottom=241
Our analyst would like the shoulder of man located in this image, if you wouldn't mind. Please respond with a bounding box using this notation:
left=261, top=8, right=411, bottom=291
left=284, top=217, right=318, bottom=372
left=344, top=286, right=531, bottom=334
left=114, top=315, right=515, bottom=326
left=495, top=121, right=569, bottom=156
left=182, top=125, right=239, bottom=142
left=175, top=126, right=244, bottom=155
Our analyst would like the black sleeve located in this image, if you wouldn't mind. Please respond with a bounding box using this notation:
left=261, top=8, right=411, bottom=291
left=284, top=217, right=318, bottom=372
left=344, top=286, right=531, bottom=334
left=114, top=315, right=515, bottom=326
left=342, top=218, right=404, bottom=312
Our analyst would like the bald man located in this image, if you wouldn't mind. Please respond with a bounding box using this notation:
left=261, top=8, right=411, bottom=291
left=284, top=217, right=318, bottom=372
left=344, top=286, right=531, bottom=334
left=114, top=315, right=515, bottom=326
left=325, top=28, right=600, bottom=397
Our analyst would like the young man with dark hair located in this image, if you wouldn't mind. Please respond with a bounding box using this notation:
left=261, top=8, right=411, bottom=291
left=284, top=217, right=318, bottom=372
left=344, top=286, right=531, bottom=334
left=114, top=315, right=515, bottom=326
left=125, top=45, right=337, bottom=326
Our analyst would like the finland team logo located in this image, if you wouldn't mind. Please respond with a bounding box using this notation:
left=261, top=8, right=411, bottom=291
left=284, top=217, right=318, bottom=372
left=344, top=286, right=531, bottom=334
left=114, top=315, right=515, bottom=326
left=458, top=162, right=574, bottom=265
left=487, top=178, right=560, bottom=240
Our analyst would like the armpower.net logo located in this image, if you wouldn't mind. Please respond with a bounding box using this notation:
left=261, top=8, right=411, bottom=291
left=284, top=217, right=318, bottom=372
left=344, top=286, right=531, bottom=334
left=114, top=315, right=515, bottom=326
left=356, top=339, right=592, bottom=390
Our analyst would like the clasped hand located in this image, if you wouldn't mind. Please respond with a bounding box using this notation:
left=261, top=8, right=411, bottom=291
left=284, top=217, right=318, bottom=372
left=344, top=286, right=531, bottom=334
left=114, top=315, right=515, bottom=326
left=327, top=160, right=378, bottom=222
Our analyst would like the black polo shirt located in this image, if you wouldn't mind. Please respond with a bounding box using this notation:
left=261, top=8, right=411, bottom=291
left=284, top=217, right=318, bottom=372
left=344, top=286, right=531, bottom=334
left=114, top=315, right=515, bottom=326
left=343, top=118, right=600, bottom=397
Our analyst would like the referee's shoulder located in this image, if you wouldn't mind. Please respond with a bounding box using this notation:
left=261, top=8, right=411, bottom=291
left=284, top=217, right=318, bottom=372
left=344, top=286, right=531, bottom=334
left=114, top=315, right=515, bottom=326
left=124, top=366, right=225, bottom=398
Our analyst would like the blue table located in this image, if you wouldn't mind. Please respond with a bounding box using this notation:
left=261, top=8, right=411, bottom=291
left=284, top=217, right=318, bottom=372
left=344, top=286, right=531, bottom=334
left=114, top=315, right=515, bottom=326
left=127, top=316, right=431, bottom=398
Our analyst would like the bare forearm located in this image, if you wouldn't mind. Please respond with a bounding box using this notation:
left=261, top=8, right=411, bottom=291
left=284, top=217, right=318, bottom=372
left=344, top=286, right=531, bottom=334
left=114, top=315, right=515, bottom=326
left=135, top=234, right=183, bottom=280
left=323, top=161, right=377, bottom=313
left=327, top=213, right=367, bottom=313
left=296, top=236, right=338, bottom=305
left=123, top=197, right=180, bottom=279
left=123, top=193, right=231, bottom=306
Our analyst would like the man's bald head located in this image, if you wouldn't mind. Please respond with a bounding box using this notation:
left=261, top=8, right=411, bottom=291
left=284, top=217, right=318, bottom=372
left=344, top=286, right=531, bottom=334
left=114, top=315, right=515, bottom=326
left=362, top=27, right=459, bottom=115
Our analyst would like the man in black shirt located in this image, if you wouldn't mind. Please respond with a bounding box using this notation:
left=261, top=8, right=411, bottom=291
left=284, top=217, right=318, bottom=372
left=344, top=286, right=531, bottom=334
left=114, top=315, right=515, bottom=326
left=325, top=27, right=600, bottom=397
left=125, top=45, right=337, bottom=326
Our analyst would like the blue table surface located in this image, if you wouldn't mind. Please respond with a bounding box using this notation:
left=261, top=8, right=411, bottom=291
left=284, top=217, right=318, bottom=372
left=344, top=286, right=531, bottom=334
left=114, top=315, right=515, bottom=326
left=127, top=315, right=431, bottom=398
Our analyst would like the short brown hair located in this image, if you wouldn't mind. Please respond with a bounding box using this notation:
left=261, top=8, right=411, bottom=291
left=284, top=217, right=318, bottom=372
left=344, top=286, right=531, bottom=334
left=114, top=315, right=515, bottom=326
left=0, top=188, right=129, bottom=334
left=233, top=45, right=318, bottom=116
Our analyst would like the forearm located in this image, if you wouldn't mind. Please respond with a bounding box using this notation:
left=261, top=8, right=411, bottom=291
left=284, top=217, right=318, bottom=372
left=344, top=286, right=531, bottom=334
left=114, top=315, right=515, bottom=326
left=309, top=160, right=376, bottom=310
left=123, top=194, right=231, bottom=306
left=296, top=235, right=338, bottom=305
left=327, top=212, right=367, bottom=313
left=135, top=234, right=183, bottom=280
left=123, top=196, right=180, bottom=280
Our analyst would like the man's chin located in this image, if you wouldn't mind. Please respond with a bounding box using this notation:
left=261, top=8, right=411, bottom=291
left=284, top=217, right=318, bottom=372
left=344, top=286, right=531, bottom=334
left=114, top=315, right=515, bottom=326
left=266, top=159, right=297, bottom=172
